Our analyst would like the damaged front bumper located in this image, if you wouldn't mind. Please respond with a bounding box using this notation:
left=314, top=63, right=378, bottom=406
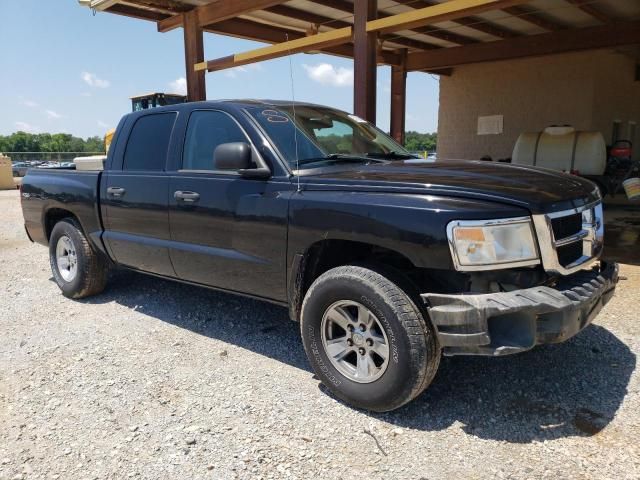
left=423, top=262, right=619, bottom=356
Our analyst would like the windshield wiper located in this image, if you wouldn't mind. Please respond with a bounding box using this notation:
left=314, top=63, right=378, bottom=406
left=365, top=151, right=417, bottom=160
left=297, top=154, right=386, bottom=167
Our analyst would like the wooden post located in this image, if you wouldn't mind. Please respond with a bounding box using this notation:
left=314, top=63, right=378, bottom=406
left=183, top=10, right=206, bottom=102
left=390, top=50, right=407, bottom=145
left=353, top=0, right=377, bottom=123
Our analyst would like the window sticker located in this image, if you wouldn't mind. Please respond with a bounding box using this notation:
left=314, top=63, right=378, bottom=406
left=261, top=109, right=290, bottom=123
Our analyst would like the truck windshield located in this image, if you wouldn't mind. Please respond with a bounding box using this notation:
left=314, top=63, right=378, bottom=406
left=246, top=105, right=414, bottom=170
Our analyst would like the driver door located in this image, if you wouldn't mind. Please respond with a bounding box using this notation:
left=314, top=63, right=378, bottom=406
left=167, top=109, right=290, bottom=301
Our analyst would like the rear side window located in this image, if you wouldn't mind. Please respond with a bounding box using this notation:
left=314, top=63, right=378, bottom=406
left=182, top=110, right=248, bottom=171
left=123, top=112, right=177, bottom=171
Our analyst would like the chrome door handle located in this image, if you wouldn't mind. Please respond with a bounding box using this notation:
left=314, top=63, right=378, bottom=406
left=174, top=191, right=200, bottom=203
left=107, top=187, right=125, bottom=197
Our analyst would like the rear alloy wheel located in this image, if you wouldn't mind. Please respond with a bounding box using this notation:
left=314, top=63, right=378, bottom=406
left=55, top=235, right=78, bottom=282
left=49, top=218, right=109, bottom=299
left=301, top=265, right=440, bottom=412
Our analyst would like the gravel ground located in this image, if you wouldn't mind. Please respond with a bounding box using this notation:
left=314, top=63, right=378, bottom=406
left=1, top=188, right=639, bottom=480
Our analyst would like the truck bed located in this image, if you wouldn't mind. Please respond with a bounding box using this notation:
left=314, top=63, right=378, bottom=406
left=21, top=168, right=105, bottom=250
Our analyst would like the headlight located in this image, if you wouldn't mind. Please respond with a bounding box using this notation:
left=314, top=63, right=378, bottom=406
left=447, top=217, right=540, bottom=271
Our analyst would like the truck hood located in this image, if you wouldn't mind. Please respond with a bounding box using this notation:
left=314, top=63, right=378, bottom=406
left=298, top=159, right=600, bottom=213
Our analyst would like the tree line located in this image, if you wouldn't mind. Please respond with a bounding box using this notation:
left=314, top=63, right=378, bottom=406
left=318, top=130, right=438, bottom=153
left=403, top=131, right=437, bottom=153
left=0, top=130, right=436, bottom=154
left=0, top=132, right=104, bottom=153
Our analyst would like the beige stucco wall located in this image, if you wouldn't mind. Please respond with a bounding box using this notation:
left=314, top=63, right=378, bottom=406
left=437, top=49, right=640, bottom=161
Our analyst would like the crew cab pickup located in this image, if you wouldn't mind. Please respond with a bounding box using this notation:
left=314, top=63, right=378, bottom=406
left=21, top=100, right=618, bottom=412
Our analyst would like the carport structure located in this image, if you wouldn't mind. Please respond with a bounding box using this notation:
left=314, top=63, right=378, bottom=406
left=81, top=0, right=640, bottom=144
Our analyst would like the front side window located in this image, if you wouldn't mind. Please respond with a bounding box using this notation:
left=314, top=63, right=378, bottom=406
left=247, top=105, right=413, bottom=170
left=123, top=112, right=176, bottom=171
left=182, top=110, right=248, bottom=171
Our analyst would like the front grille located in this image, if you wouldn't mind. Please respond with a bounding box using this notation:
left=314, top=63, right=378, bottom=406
left=551, top=213, right=582, bottom=241
left=532, top=201, right=603, bottom=275
left=556, top=242, right=583, bottom=267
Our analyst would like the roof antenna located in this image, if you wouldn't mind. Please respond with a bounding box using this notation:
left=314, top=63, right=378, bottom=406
left=285, top=34, right=301, bottom=193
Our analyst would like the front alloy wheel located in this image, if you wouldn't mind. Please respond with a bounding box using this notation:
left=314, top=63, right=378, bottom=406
left=301, top=265, right=441, bottom=412
left=321, top=300, right=390, bottom=383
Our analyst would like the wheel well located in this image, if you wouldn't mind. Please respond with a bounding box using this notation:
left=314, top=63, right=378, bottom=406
left=291, top=240, right=426, bottom=321
left=44, top=208, right=78, bottom=241
left=303, top=240, right=413, bottom=288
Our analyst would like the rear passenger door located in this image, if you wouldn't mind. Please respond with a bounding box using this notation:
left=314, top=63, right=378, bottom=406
left=102, top=112, right=176, bottom=276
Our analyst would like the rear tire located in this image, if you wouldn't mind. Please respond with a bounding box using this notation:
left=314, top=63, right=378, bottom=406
left=49, top=218, right=109, bottom=298
left=300, top=265, right=440, bottom=412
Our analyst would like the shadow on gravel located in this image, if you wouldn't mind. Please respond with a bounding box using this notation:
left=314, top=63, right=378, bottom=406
left=373, top=325, right=636, bottom=443
left=76, top=269, right=635, bottom=444
left=78, top=269, right=312, bottom=372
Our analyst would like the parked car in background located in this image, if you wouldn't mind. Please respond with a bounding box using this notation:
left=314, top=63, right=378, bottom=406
left=11, top=162, right=29, bottom=177
left=20, top=100, right=618, bottom=412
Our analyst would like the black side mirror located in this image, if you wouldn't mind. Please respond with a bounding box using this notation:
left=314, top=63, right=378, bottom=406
left=213, top=142, right=271, bottom=179
left=213, top=142, right=252, bottom=170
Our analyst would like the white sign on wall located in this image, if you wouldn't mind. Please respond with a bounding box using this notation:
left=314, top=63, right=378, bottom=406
left=477, top=115, right=504, bottom=135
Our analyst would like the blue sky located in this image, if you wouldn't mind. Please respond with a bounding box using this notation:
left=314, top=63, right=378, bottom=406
left=0, top=0, right=439, bottom=139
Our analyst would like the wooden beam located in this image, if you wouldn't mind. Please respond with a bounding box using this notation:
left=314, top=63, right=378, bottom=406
left=354, top=0, right=378, bottom=123
left=195, top=27, right=353, bottom=72
left=204, top=18, right=402, bottom=65
left=106, top=3, right=168, bottom=21
left=406, top=20, right=640, bottom=71
left=103, top=0, right=396, bottom=66
left=366, top=0, right=530, bottom=35
left=416, top=26, right=478, bottom=45
left=425, top=68, right=454, bottom=76
left=265, top=4, right=438, bottom=51
left=158, top=0, right=290, bottom=32
left=390, top=50, right=407, bottom=145
left=91, top=0, right=119, bottom=11
left=190, top=0, right=533, bottom=77
left=122, top=0, right=188, bottom=14
left=199, top=0, right=290, bottom=28
left=104, top=0, right=380, bottom=66
left=266, top=4, right=350, bottom=29
left=565, top=0, right=613, bottom=24
left=502, top=5, right=565, bottom=31
left=205, top=18, right=312, bottom=44
left=310, top=0, right=479, bottom=46
left=157, top=12, right=183, bottom=31
left=391, top=0, right=519, bottom=39
left=183, top=10, right=206, bottom=101
left=453, top=16, right=518, bottom=39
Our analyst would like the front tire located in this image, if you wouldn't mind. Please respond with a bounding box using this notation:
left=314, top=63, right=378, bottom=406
left=300, top=265, right=440, bottom=412
left=49, top=218, right=109, bottom=298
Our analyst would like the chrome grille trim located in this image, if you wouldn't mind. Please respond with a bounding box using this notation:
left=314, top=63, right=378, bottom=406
left=554, top=229, right=589, bottom=247
left=531, top=201, right=604, bottom=275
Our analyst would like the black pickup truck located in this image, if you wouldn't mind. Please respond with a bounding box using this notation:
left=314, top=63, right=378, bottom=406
left=21, top=100, right=618, bottom=412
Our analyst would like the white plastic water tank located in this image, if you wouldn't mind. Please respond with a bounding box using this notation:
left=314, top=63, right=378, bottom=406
left=74, top=155, right=106, bottom=171
left=512, top=127, right=607, bottom=175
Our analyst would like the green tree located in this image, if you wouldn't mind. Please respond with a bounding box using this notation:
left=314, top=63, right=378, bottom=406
left=0, top=131, right=105, bottom=154
left=404, top=131, right=437, bottom=153
left=84, top=136, right=105, bottom=152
